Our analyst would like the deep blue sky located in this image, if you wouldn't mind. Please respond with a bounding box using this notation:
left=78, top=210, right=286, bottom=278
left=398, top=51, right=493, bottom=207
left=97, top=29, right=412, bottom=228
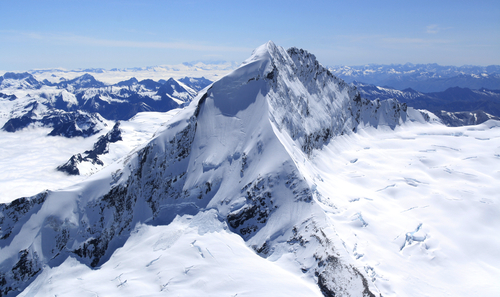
left=1, top=0, right=499, bottom=70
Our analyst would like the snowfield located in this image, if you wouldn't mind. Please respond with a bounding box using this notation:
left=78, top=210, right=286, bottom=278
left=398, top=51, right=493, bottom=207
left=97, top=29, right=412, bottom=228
left=11, top=119, right=500, bottom=297
left=19, top=210, right=323, bottom=297
left=1, top=41, right=499, bottom=297
left=309, top=121, right=500, bottom=296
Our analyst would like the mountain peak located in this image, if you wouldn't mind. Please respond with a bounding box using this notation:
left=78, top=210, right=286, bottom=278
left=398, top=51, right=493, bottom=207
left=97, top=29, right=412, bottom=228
left=58, top=73, right=106, bottom=89
left=195, top=42, right=415, bottom=155
left=0, top=42, right=422, bottom=297
left=2, top=72, right=35, bottom=80
left=0, top=72, right=42, bottom=89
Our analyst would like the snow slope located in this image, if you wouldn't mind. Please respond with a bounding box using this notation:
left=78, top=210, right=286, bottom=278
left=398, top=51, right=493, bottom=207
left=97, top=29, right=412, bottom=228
left=1, top=41, right=498, bottom=297
left=308, top=121, right=500, bottom=296
left=19, top=210, right=323, bottom=297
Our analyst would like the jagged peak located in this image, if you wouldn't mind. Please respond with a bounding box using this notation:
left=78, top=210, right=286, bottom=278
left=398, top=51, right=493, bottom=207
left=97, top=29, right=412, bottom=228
left=193, top=42, right=412, bottom=156
left=0, top=72, right=42, bottom=89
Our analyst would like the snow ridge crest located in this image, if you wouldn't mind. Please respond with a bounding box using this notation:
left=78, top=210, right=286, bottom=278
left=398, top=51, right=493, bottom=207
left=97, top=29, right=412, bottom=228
left=223, top=41, right=411, bottom=154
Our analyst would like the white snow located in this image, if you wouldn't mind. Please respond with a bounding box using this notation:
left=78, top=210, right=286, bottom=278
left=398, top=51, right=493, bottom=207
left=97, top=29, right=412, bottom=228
left=2, top=42, right=500, bottom=297
left=77, top=110, right=180, bottom=176
left=0, top=127, right=106, bottom=203
left=19, top=210, right=323, bottom=297
left=306, top=120, right=500, bottom=296
left=0, top=110, right=179, bottom=202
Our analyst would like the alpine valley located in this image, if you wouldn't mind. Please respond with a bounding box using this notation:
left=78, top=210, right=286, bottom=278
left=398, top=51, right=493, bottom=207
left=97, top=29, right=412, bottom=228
left=1, top=42, right=499, bottom=297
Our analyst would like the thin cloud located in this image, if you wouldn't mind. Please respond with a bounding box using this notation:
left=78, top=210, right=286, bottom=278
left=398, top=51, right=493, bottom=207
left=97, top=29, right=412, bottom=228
left=335, top=34, right=452, bottom=46
left=2, top=30, right=252, bottom=53
left=426, top=24, right=439, bottom=34
left=62, top=35, right=252, bottom=52
left=382, top=37, right=452, bottom=45
left=426, top=24, right=452, bottom=34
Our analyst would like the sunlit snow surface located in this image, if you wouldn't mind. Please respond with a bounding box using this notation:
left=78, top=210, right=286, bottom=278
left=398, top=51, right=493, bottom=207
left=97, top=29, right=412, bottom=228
left=0, top=110, right=179, bottom=203
left=15, top=120, right=500, bottom=296
left=3, top=42, right=500, bottom=296
left=308, top=121, right=500, bottom=296
left=19, top=210, right=322, bottom=297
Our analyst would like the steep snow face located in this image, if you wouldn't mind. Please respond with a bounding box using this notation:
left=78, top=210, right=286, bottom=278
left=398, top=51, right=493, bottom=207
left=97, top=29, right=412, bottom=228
left=241, top=42, right=411, bottom=155
left=1, top=42, right=419, bottom=297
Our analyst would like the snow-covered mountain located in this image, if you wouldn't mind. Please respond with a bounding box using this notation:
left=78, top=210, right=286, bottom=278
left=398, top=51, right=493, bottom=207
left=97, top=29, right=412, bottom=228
left=330, top=63, right=500, bottom=92
left=56, top=110, right=181, bottom=176
left=353, top=82, right=500, bottom=125
left=1, top=42, right=499, bottom=297
left=178, top=76, right=213, bottom=92
left=0, top=73, right=199, bottom=137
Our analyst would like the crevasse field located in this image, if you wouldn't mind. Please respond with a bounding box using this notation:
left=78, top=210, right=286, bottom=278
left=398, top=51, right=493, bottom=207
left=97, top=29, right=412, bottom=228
left=310, top=121, right=500, bottom=296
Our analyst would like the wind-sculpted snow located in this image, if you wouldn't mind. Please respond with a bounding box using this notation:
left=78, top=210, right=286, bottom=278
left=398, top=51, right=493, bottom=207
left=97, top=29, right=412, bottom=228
left=1, top=41, right=432, bottom=296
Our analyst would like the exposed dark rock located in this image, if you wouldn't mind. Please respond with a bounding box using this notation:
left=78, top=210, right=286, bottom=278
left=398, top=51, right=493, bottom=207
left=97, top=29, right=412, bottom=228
left=0, top=93, right=17, bottom=101
left=57, top=122, right=123, bottom=175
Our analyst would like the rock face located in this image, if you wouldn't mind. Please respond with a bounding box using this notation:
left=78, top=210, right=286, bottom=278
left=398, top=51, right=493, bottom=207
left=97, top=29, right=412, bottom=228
left=57, top=122, right=123, bottom=175
left=0, top=42, right=425, bottom=296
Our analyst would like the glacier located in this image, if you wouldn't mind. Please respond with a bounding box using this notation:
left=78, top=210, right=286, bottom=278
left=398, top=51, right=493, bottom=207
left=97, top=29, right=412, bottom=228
left=1, top=41, right=499, bottom=296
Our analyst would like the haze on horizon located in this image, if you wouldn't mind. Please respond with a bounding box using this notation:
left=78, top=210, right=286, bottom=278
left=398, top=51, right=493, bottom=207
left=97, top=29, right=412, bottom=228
left=1, top=0, right=499, bottom=71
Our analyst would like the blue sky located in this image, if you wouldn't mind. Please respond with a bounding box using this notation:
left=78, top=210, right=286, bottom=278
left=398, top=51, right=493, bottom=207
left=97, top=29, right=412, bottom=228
left=1, top=0, right=499, bottom=70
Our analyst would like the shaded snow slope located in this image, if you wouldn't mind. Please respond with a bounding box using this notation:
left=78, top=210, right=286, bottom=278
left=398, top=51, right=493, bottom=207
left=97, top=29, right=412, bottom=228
left=1, top=41, right=440, bottom=297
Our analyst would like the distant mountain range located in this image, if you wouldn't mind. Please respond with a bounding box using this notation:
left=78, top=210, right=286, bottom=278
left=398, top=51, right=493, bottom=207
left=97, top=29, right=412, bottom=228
left=329, top=63, right=500, bottom=92
left=20, top=61, right=239, bottom=85
left=27, top=61, right=239, bottom=75
left=353, top=82, right=500, bottom=125
left=0, top=72, right=212, bottom=138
